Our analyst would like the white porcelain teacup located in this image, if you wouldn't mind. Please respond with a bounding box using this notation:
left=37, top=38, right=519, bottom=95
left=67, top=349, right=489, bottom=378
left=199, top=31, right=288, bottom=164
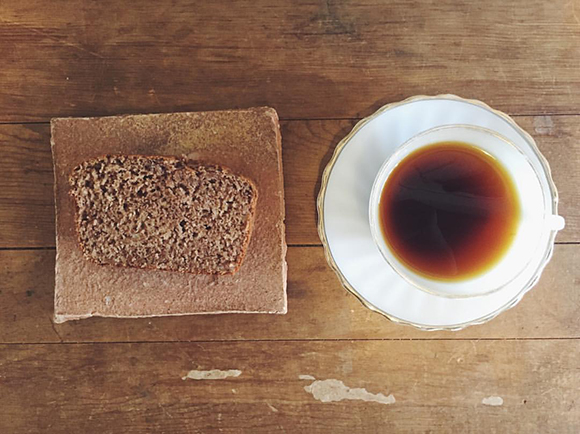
left=369, top=125, right=565, bottom=298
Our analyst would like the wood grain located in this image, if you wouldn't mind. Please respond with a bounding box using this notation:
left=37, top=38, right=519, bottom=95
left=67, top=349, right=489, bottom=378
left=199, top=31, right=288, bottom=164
left=1, top=0, right=579, bottom=431
left=1, top=0, right=579, bottom=122
left=0, top=116, right=578, bottom=248
left=1, top=245, right=577, bottom=343
left=1, top=340, right=578, bottom=433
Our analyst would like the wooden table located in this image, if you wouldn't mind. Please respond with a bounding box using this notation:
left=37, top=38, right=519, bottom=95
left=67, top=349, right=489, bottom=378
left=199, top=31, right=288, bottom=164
left=1, top=1, right=579, bottom=432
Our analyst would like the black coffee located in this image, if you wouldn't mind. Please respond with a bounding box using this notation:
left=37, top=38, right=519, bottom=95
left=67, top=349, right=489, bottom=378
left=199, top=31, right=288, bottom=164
left=379, top=141, right=521, bottom=280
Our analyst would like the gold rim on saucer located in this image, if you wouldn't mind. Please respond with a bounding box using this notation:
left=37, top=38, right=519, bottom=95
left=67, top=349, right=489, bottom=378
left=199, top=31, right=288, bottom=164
left=316, top=94, right=561, bottom=331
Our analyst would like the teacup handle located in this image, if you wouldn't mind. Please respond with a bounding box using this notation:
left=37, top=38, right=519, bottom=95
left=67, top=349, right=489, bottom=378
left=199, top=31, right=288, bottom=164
left=548, top=215, right=565, bottom=231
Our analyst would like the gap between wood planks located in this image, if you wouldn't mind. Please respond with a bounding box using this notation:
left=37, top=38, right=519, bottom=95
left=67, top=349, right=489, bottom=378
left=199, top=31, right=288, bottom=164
left=1, top=112, right=580, bottom=125
left=0, top=242, right=577, bottom=251
left=1, top=336, right=579, bottom=346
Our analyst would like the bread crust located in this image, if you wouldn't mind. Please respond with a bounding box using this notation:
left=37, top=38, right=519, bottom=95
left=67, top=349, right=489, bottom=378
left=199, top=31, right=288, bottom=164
left=68, top=154, right=259, bottom=275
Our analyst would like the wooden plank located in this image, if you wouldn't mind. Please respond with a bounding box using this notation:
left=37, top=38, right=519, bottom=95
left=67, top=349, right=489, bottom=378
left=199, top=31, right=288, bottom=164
left=0, top=124, right=55, bottom=248
left=0, top=116, right=578, bottom=248
left=0, top=245, right=578, bottom=343
left=284, top=116, right=580, bottom=244
left=0, top=340, right=578, bottom=433
left=1, top=0, right=579, bottom=122
left=503, top=116, right=580, bottom=243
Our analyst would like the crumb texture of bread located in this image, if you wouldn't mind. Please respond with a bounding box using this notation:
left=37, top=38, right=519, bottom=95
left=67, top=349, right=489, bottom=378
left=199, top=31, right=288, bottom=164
left=69, top=155, right=258, bottom=275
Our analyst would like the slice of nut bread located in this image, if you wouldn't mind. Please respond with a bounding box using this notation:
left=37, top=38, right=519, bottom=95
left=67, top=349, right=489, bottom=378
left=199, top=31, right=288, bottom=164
left=69, top=155, right=258, bottom=275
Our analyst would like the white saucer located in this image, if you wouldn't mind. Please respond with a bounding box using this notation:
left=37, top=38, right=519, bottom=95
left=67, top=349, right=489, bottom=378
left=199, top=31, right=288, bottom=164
left=317, top=95, right=561, bottom=330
